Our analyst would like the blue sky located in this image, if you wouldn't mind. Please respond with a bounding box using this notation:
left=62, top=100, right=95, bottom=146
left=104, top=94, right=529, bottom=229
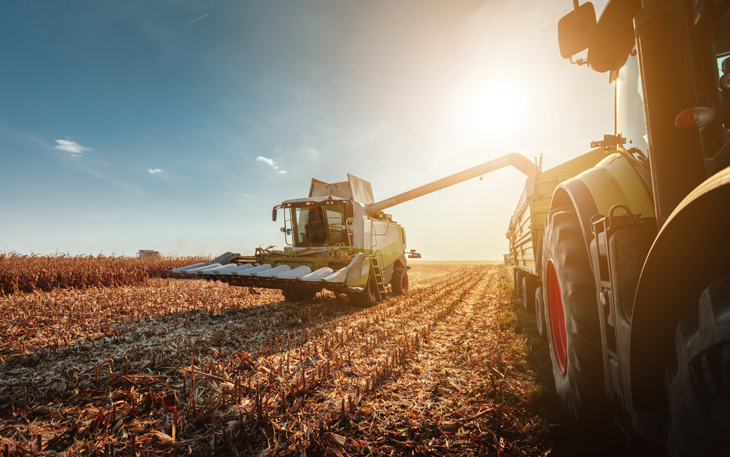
left=1, top=0, right=612, bottom=259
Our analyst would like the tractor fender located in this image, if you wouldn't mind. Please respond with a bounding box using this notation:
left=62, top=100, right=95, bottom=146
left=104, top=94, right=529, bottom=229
left=629, top=166, right=730, bottom=411
left=550, top=152, right=655, bottom=270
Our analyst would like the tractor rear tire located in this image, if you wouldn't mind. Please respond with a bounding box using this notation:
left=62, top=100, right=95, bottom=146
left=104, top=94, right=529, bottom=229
left=543, top=207, right=609, bottom=423
left=282, top=288, right=317, bottom=302
left=522, top=275, right=538, bottom=314
left=391, top=268, right=409, bottom=295
left=535, top=286, right=547, bottom=339
left=665, top=274, right=730, bottom=456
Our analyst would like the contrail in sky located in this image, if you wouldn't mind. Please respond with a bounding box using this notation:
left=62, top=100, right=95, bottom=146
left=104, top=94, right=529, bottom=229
left=181, top=13, right=208, bottom=28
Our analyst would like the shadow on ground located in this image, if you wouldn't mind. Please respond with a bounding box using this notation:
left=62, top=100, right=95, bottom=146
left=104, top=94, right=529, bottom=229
left=503, top=268, right=667, bottom=457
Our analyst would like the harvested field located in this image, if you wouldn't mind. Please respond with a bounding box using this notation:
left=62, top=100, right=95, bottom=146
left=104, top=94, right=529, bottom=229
left=0, top=264, right=552, bottom=456
left=0, top=253, right=210, bottom=295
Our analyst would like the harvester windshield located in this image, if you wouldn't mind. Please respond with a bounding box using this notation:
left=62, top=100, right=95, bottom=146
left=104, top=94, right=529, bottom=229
left=290, top=202, right=350, bottom=247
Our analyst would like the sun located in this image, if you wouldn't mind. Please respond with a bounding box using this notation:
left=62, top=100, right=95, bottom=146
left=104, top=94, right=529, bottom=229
left=471, top=81, right=526, bottom=136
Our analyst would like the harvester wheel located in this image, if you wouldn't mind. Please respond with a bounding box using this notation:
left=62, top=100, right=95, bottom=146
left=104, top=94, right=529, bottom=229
left=355, top=275, right=378, bottom=307
left=535, top=286, right=547, bottom=339
left=282, top=288, right=317, bottom=302
left=522, top=275, right=538, bottom=314
left=543, top=207, right=609, bottom=423
left=665, top=274, right=730, bottom=456
left=391, top=268, right=409, bottom=295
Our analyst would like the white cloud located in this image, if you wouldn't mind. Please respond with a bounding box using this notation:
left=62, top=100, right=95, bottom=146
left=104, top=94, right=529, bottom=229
left=148, top=168, right=163, bottom=174
left=54, top=139, right=90, bottom=157
left=256, top=156, right=275, bottom=167
left=256, top=155, right=287, bottom=174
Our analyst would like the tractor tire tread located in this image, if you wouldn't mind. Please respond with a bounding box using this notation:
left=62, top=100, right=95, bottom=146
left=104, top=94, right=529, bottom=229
left=543, top=208, right=609, bottom=424
left=665, top=274, right=730, bottom=456
left=536, top=285, right=547, bottom=339
left=522, top=275, right=538, bottom=314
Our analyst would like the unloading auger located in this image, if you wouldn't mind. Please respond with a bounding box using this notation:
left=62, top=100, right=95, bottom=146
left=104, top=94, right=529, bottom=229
left=171, top=153, right=536, bottom=304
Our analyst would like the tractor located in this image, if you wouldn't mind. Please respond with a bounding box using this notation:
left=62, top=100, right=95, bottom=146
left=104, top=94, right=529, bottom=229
left=508, top=0, right=730, bottom=454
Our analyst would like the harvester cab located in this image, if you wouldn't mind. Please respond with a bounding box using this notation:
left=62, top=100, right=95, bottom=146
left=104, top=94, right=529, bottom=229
left=172, top=153, right=536, bottom=304
left=275, top=173, right=381, bottom=253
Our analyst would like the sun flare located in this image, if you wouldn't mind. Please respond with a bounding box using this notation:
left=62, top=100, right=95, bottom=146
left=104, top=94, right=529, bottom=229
left=471, top=81, right=526, bottom=136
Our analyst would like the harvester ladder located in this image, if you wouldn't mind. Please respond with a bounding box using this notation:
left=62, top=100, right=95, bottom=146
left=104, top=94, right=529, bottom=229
left=371, top=257, right=386, bottom=300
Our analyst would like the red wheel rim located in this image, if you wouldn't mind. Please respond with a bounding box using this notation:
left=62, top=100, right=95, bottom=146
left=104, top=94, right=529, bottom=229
left=547, top=260, right=567, bottom=375
left=401, top=275, right=408, bottom=291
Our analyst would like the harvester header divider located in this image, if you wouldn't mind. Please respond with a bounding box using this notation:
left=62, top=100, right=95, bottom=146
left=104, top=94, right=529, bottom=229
left=365, top=152, right=536, bottom=215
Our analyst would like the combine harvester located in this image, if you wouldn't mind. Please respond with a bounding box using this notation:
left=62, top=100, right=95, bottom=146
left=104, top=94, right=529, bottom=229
left=172, top=154, right=536, bottom=304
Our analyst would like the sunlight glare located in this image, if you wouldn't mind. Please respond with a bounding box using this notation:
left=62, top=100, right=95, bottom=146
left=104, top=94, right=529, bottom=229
left=471, top=82, right=526, bottom=136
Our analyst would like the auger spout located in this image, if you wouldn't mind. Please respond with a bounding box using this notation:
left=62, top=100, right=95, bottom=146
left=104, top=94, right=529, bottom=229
left=366, top=152, right=536, bottom=215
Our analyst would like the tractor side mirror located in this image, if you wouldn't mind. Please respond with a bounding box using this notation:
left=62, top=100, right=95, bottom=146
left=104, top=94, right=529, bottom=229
left=272, top=207, right=278, bottom=222
left=558, top=2, right=597, bottom=59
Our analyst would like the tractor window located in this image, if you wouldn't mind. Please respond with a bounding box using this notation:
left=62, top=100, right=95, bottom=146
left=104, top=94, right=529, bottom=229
left=694, top=7, right=729, bottom=162
left=710, top=14, right=730, bottom=158
left=617, top=54, right=649, bottom=160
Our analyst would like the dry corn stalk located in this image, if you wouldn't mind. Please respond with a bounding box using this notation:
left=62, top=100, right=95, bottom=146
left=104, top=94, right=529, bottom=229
left=0, top=263, right=550, bottom=456
left=0, top=252, right=210, bottom=295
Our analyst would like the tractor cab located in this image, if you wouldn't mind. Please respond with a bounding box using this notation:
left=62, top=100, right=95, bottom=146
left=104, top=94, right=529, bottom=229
left=559, top=0, right=730, bottom=224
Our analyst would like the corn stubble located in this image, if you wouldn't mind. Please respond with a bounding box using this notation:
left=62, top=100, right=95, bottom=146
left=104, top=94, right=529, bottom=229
left=0, top=264, right=550, bottom=456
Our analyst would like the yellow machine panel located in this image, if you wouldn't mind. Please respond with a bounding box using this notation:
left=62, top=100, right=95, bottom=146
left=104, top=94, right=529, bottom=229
left=576, top=152, right=655, bottom=219
left=507, top=147, right=608, bottom=276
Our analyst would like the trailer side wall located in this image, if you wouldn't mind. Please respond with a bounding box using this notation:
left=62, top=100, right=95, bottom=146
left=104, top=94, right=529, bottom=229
left=507, top=148, right=608, bottom=278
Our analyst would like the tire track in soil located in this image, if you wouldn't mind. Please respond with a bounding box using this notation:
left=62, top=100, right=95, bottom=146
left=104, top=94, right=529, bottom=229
left=235, top=266, right=549, bottom=456
left=231, top=268, right=488, bottom=440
